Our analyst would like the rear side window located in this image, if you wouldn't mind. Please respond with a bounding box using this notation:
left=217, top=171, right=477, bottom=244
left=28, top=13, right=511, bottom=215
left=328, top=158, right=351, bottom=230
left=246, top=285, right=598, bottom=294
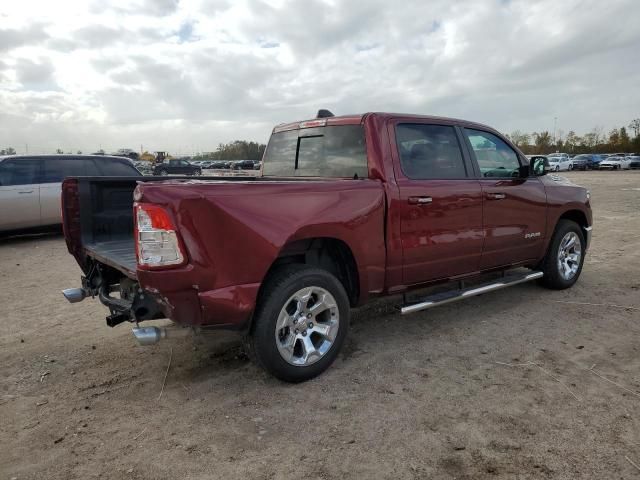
left=464, top=129, right=521, bottom=178
left=395, top=124, right=467, bottom=179
left=0, top=159, right=41, bottom=186
left=262, top=125, right=367, bottom=178
left=42, top=158, right=90, bottom=183
left=94, top=159, right=141, bottom=176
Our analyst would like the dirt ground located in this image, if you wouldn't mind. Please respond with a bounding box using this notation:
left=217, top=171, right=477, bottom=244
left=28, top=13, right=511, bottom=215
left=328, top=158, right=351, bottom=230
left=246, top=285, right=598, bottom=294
left=1, top=171, right=639, bottom=479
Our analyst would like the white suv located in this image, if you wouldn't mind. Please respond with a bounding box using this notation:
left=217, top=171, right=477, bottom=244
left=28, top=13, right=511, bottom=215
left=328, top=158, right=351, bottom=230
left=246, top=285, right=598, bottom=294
left=0, top=155, right=141, bottom=232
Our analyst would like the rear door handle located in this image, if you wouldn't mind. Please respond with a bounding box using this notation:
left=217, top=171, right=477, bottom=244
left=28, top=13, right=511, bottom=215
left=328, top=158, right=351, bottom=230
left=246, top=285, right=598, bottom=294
left=408, top=196, right=433, bottom=205
left=18, top=190, right=34, bottom=194
left=486, top=192, right=506, bottom=200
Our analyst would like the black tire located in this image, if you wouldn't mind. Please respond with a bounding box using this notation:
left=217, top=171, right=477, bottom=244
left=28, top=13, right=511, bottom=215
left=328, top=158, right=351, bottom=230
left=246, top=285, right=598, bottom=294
left=539, top=219, right=585, bottom=290
left=193, top=169, right=202, bottom=176
left=247, top=264, right=350, bottom=382
left=159, top=169, right=168, bottom=176
left=568, top=164, right=573, bottom=171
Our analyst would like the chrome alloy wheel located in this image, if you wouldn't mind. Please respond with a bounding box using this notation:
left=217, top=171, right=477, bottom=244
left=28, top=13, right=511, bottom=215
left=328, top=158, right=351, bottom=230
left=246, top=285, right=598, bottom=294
left=274, top=286, right=340, bottom=366
left=557, top=231, right=582, bottom=280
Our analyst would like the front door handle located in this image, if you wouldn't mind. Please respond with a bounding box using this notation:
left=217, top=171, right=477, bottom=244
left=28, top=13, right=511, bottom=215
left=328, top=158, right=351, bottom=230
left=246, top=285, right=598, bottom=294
left=487, top=192, right=506, bottom=200
left=408, top=196, right=433, bottom=205
left=18, top=190, right=34, bottom=194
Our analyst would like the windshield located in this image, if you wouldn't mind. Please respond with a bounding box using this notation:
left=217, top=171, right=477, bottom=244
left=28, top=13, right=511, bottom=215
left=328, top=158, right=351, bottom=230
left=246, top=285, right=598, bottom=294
left=262, top=125, right=368, bottom=178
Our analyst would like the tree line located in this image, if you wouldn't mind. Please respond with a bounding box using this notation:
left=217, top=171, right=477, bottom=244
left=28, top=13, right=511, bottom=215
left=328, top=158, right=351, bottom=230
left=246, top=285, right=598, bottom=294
left=192, top=140, right=266, bottom=161
left=507, top=118, right=640, bottom=155
left=4, top=118, right=640, bottom=158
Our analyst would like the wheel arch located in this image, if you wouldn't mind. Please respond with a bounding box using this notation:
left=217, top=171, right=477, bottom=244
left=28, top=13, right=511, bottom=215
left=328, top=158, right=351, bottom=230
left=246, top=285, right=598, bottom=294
left=269, top=237, right=360, bottom=306
left=252, top=237, right=360, bottom=324
left=558, top=209, right=589, bottom=230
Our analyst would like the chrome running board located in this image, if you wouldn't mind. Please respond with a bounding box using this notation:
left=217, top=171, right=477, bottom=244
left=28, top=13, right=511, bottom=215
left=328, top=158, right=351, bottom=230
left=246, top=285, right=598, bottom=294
left=400, top=271, right=543, bottom=315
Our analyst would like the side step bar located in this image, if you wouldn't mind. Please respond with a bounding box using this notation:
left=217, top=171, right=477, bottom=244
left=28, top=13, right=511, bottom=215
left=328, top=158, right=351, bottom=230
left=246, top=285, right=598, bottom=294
left=400, top=271, right=543, bottom=315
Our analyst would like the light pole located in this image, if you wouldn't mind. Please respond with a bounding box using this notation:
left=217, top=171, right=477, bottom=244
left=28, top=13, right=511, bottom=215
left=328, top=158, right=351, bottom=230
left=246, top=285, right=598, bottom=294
left=553, top=117, right=557, bottom=150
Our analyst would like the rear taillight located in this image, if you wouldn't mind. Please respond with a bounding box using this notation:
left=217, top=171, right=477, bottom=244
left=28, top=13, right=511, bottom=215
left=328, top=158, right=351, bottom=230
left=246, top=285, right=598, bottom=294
left=134, top=203, right=185, bottom=268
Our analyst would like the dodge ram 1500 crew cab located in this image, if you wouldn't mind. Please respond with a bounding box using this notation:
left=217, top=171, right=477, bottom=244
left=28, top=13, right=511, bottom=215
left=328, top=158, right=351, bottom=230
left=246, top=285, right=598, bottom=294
left=61, top=112, right=592, bottom=382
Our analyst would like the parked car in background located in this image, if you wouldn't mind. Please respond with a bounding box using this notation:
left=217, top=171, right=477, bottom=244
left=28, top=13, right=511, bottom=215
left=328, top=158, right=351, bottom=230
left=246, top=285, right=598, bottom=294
left=547, top=155, right=572, bottom=171
left=113, top=148, right=139, bottom=161
left=254, top=161, right=262, bottom=170
left=627, top=155, right=640, bottom=169
left=152, top=158, right=202, bottom=176
left=590, top=155, right=607, bottom=169
left=599, top=155, right=631, bottom=170
left=231, top=160, right=257, bottom=170
left=571, top=154, right=597, bottom=170
left=0, top=155, right=141, bottom=232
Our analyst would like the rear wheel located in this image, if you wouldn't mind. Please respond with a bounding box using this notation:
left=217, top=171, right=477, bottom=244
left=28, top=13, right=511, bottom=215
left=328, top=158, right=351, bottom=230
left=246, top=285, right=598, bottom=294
left=159, top=169, right=168, bottom=176
left=248, top=265, right=349, bottom=382
left=539, top=220, right=585, bottom=289
left=193, top=169, right=202, bottom=176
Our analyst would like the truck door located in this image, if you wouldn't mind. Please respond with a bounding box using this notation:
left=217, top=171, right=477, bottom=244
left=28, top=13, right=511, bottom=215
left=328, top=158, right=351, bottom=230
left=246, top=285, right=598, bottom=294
left=0, top=158, right=42, bottom=230
left=461, top=128, right=547, bottom=269
left=391, top=122, right=484, bottom=285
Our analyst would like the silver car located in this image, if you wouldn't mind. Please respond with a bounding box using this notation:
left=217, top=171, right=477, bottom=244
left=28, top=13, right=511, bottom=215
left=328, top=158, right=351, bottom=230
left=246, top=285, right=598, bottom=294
left=0, top=155, right=141, bottom=232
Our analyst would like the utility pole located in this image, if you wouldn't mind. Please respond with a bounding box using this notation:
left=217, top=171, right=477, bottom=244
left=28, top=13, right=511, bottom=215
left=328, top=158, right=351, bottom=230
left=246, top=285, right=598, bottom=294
left=553, top=117, right=557, bottom=149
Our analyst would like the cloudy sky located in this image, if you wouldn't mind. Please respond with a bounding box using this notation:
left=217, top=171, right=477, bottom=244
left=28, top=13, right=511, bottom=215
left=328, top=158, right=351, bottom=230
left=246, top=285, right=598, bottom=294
left=1, top=0, right=639, bottom=154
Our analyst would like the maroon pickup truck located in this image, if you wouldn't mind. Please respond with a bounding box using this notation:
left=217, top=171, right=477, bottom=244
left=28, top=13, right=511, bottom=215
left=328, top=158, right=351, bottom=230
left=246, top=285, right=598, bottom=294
left=61, top=111, right=592, bottom=382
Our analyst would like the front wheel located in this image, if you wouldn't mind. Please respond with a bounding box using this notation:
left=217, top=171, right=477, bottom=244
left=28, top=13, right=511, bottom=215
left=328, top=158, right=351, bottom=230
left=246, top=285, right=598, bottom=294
left=159, top=169, right=168, bottom=176
left=248, top=265, right=350, bottom=382
left=193, top=169, right=202, bottom=176
left=539, top=219, right=585, bottom=289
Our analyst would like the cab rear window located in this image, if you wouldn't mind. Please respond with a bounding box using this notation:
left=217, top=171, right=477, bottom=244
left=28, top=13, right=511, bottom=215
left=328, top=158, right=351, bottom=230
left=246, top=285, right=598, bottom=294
left=262, top=125, right=367, bottom=178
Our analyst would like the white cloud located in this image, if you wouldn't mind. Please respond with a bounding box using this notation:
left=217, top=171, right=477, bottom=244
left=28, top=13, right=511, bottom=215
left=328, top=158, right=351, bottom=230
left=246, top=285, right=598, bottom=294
left=0, top=0, right=639, bottom=154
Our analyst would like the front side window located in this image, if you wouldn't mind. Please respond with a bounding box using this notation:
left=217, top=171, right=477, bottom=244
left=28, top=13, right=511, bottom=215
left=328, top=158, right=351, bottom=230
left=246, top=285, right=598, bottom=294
left=395, top=124, right=467, bottom=179
left=262, top=125, right=367, bottom=178
left=464, top=129, right=521, bottom=178
left=0, top=159, right=41, bottom=186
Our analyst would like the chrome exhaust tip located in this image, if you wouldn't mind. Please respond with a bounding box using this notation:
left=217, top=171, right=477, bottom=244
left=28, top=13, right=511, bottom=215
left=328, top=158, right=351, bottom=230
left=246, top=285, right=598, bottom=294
left=132, top=326, right=167, bottom=346
left=62, top=288, right=87, bottom=303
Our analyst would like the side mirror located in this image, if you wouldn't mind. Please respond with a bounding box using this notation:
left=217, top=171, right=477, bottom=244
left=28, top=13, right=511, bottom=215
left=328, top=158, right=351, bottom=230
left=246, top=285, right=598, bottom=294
left=530, top=157, right=549, bottom=176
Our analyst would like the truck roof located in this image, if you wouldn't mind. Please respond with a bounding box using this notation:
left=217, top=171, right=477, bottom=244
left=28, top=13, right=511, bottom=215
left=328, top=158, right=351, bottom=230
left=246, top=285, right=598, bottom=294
left=272, top=112, right=499, bottom=134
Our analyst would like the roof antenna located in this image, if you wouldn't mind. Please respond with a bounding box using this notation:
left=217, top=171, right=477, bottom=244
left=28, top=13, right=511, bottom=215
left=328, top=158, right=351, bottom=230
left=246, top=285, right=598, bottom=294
left=316, top=109, right=335, bottom=118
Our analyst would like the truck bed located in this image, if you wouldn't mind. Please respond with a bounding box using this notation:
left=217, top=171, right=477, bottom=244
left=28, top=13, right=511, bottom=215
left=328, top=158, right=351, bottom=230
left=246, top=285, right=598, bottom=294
left=64, top=175, right=257, bottom=278
left=85, top=239, right=137, bottom=276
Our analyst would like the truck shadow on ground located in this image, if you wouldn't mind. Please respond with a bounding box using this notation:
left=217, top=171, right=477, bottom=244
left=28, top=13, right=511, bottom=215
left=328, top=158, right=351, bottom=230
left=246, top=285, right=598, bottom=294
left=170, top=282, right=547, bottom=387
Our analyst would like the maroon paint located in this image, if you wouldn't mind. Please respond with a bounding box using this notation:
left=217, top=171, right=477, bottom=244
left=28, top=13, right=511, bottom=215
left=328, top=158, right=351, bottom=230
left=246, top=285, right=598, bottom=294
left=64, top=113, right=592, bottom=329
